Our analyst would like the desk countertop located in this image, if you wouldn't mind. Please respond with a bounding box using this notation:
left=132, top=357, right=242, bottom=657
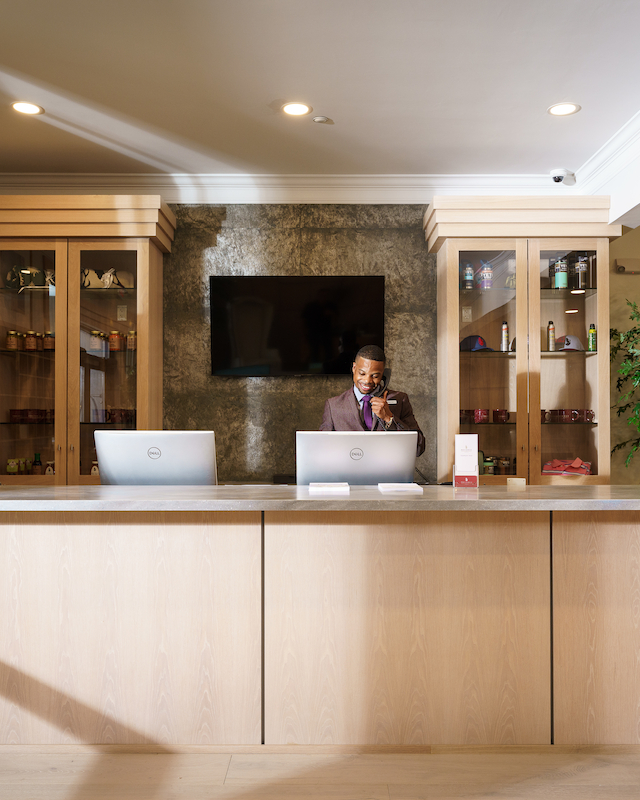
left=1, top=483, right=639, bottom=512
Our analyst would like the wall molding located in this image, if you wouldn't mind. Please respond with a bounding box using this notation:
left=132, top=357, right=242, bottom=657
left=576, top=110, right=640, bottom=227
left=0, top=172, right=554, bottom=205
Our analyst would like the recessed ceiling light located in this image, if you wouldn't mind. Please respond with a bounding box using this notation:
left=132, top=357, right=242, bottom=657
left=282, top=102, right=312, bottom=116
left=548, top=102, right=581, bottom=116
left=12, top=101, right=45, bottom=115
left=570, top=289, right=586, bottom=295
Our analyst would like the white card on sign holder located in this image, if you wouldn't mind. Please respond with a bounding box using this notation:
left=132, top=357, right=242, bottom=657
left=454, top=434, right=479, bottom=488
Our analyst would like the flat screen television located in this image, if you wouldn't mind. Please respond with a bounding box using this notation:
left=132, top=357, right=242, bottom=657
left=210, top=276, right=384, bottom=376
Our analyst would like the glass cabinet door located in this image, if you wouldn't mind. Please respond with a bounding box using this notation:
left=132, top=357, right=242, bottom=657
left=529, top=239, right=606, bottom=482
left=457, top=242, right=528, bottom=482
left=0, top=242, right=66, bottom=483
left=68, top=242, right=138, bottom=482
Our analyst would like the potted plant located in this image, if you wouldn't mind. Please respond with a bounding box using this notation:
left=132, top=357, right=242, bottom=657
left=611, top=299, right=640, bottom=466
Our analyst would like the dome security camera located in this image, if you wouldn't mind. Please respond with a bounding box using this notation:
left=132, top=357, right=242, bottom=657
left=550, top=168, right=576, bottom=186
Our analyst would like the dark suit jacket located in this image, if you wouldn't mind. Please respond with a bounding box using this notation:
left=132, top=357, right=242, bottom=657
left=320, top=386, right=425, bottom=456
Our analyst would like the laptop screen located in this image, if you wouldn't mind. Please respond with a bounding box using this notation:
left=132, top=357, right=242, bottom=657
left=296, top=431, right=417, bottom=485
left=95, top=430, right=217, bottom=485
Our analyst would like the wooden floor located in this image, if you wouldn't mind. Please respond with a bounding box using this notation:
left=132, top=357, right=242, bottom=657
left=2, top=748, right=640, bottom=799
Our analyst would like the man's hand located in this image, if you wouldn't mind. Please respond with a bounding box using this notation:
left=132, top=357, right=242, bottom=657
left=370, top=390, right=393, bottom=425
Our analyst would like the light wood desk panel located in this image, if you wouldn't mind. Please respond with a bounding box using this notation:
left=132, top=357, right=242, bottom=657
left=0, top=511, right=261, bottom=745
left=553, top=511, right=640, bottom=744
left=264, top=510, right=550, bottom=745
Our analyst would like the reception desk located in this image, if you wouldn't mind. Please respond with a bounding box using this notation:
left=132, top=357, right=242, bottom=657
left=1, top=484, right=639, bottom=747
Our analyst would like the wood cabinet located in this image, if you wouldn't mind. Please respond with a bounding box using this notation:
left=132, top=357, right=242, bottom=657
left=426, top=197, right=622, bottom=484
left=0, top=196, right=175, bottom=484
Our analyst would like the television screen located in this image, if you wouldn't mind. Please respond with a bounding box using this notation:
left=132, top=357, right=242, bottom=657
left=210, top=276, right=384, bottom=376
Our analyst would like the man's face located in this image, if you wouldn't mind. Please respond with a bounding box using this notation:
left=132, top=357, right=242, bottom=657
left=352, top=357, right=385, bottom=394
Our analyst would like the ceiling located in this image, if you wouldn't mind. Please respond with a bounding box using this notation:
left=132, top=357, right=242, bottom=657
left=1, top=0, right=640, bottom=212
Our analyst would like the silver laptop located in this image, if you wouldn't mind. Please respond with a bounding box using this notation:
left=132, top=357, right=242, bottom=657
left=296, top=431, right=418, bottom=485
left=95, top=430, right=217, bottom=485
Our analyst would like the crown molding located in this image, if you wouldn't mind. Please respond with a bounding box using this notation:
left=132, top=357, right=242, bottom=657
left=576, top=110, right=640, bottom=226
left=0, top=172, right=554, bottom=205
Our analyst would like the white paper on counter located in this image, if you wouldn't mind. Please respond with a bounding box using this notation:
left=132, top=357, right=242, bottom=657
left=308, top=482, right=350, bottom=495
left=378, top=483, right=423, bottom=493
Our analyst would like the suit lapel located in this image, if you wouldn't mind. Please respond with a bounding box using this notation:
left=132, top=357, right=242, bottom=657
left=340, top=387, right=367, bottom=430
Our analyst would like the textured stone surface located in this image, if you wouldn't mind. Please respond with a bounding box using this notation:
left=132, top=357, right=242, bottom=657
left=1, top=484, right=639, bottom=512
left=164, top=204, right=436, bottom=483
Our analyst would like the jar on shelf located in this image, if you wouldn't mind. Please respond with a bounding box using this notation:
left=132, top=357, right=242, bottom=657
left=5, top=331, right=18, bottom=350
left=43, top=331, right=55, bottom=350
left=89, top=331, right=103, bottom=354
left=36, top=332, right=44, bottom=351
left=25, top=331, right=37, bottom=351
left=108, top=331, right=123, bottom=352
left=126, top=330, right=137, bottom=351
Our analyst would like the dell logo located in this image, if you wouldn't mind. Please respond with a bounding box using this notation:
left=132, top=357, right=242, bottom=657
left=350, top=448, right=364, bottom=460
left=147, top=447, right=161, bottom=459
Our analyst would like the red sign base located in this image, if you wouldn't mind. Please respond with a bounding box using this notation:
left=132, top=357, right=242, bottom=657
left=454, top=473, right=478, bottom=488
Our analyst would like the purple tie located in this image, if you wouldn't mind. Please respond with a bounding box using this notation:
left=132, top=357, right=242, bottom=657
left=362, top=395, right=373, bottom=430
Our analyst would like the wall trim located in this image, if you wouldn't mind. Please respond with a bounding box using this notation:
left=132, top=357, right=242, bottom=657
left=0, top=172, right=555, bottom=205
left=576, top=110, right=640, bottom=226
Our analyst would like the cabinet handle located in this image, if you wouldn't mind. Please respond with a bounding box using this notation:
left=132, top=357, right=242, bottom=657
left=534, top=445, right=538, bottom=451
left=521, top=445, right=525, bottom=451
left=57, top=444, right=62, bottom=451
left=70, top=445, right=75, bottom=452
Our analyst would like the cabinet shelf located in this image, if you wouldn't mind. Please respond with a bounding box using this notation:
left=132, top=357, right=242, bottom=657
left=540, top=287, right=597, bottom=299
left=460, top=422, right=516, bottom=427
left=541, top=350, right=597, bottom=357
left=0, top=348, right=55, bottom=358
left=80, top=422, right=135, bottom=426
left=0, top=286, right=54, bottom=294
left=1, top=421, right=54, bottom=426
left=459, top=288, right=516, bottom=297
left=460, top=351, right=515, bottom=358
left=80, top=288, right=136, bottom=296
left=541, top=421, right=598, bottom=426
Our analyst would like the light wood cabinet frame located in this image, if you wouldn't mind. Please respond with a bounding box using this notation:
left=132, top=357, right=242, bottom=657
left=67, top=239, right=163, bottom=484
left=437, top=236, right=610, bottom=485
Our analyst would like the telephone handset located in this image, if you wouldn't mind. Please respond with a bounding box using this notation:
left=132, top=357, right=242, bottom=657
left=370, top=368, right=391, bottom=398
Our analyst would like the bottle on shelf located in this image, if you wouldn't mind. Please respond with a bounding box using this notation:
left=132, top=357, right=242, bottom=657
left=575, top=255, right=588, bottom=290
left=501, top=321, right=509, bottom=352
left=462, top=262, right=474, bottom=290
left=547, top=321, right=555, bottom=351
left=554, top=258, right=568, bottom=289
left=31, top=453, right=43, bottom=475
left=477, top=260, right=493, bottom=289
left=588, top=323, right=597, bottom=351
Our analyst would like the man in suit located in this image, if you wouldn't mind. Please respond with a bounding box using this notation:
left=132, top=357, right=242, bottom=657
left=320, top=345, right=425, bottom=456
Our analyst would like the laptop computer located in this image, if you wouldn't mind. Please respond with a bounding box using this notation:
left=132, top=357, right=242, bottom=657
left=296, top=430, right=418, bottom=485
left=94, top=430, right=217, bottom=485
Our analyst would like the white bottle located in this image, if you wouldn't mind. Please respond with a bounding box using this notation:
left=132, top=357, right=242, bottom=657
left=501, top=321, right=509, bottom=352
left=547, top=321, right=555, bottom=352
